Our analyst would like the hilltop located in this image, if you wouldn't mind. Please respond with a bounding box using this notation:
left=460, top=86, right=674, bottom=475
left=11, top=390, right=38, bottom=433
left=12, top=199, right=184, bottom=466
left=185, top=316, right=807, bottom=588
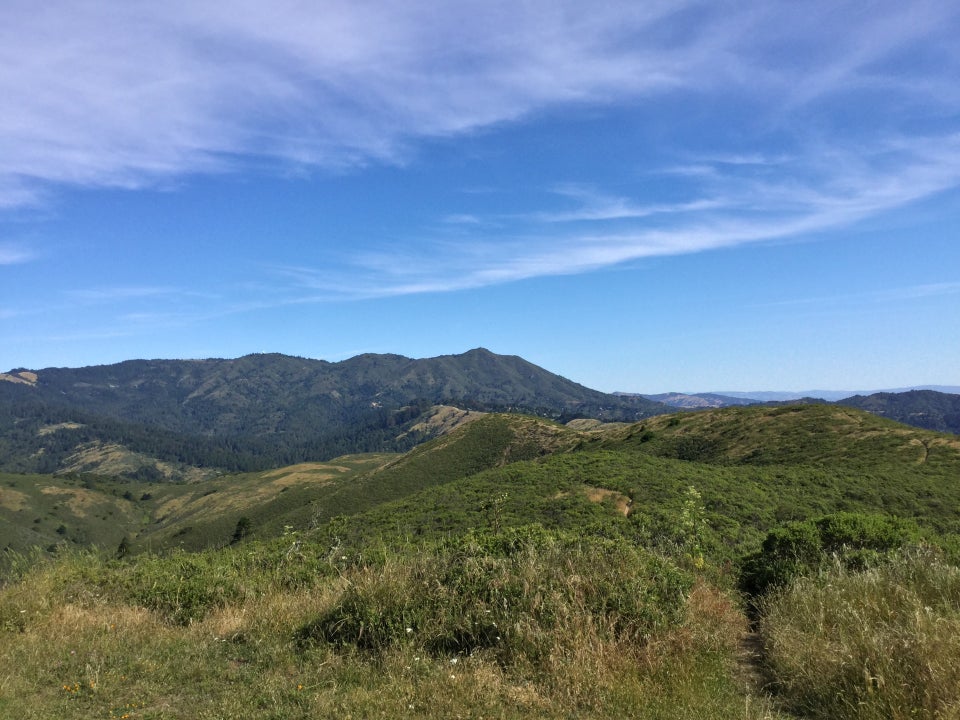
left=637, top=388, right=960, bottom=434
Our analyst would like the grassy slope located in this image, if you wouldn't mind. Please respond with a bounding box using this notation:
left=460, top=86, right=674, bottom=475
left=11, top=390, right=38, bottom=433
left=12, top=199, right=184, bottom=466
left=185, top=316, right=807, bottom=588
left=6, top=405, right=960, bottom=560
left=134, top=454, right=396, bottom=552
left=3, top=404, right=960, bottom=718
left=602, top=402, right=958, bottom=468
left=0, top=532, right=786, bottom=720
left=134, top=414, right=580, bottom=552
left=1, top=413, right=580, bottom=559
left=318, top=405, right=960, bottom=558
left=0, top=473, right=147, bottom=557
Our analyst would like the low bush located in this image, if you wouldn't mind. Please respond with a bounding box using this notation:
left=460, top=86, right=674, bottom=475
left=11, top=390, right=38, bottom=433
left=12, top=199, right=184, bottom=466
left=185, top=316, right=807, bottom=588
left=740, top=512, right=919, bottom=597
left=108, top=551, right=251, bottom=625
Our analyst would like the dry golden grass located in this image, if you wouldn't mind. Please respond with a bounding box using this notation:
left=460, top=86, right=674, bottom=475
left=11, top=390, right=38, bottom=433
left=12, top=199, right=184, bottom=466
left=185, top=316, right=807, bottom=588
left=38, top=486, right=103, bottom=518
left=760, top=548, right=960, bottom=719
left=0, top=486, right=29, bottom=512
left=0, top=371, right=37, bottom=385
left=398, top=405, right=486, bottom=438
left=0, top=540, right=796, bottom=719
left=584, top=487, right=632, bottom=516
left=36, top=421, right=85, bottom=436
left=58, top=441, right=215, bottom=483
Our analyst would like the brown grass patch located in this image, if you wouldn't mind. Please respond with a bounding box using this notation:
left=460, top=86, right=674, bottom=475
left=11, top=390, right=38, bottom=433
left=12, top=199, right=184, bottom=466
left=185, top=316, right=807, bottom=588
left=39, top=486, right=102, bottom=518
left=37, top=422, right=85, bottom=436
left=0, top=487, right=29, bottom=512
left=263, top=462, right=350, bottom=478
left=0, top=371, right=37, bottom=386
left=262, top=462, right=350, bottom=486
left=43, top=603, right=159, bottom=636
left=60, top=441, right=215, bottom=482
left=399, top=405, right=486, bottom=438
left=584, top=487, right=632, bottom=516
left=929, top=435, right=960, bottom=453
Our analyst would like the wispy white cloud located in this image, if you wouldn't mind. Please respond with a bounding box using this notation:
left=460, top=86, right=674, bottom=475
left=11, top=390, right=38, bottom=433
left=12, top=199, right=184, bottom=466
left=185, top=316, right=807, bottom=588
left=757, top=282, right=960, bottom=310
left=0, top=1, right=692, bottom=206
left=0, top=242, right=35, bottom=265
left=3, top=0, right=960, bottom=313
left=281, top=131, right=960, bottom=299
left=534, top=185, right=729, bottom=223
left=3, top=1, right=957, bottom=209
left=65, top=286, right=213, bottom=303
left=348, top=125, right=960, bottom=292
left=890, top=282, right=960, bottom=300
left=441, top=214, right=486, bottom=226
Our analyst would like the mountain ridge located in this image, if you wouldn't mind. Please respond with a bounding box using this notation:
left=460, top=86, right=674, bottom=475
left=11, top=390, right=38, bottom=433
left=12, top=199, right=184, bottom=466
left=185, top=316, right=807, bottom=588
left=0, top=348, right=668, bottom=479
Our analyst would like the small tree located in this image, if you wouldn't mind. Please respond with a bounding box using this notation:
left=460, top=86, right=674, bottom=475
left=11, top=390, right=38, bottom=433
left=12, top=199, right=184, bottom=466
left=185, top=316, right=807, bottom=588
left=480, top=492, right=509, bottom=533
left=116, top=536, right=131, bottom=559
left=232, top=516, right=252, bottom=544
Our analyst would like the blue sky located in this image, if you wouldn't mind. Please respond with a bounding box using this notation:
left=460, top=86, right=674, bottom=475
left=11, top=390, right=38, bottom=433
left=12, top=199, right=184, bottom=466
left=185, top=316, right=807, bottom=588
left=2, top=1, right=959, bottom=393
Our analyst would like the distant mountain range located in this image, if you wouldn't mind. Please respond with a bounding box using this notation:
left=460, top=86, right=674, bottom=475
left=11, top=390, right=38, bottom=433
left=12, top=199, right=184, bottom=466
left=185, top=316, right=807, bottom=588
left=836, top=390, right=960, bottom=435
left=0, top=349, right=667, bottom=479
left=634, top=392, right=757, bottom=409
left=632, top=388, right=960, bottom=435
left=638, top=386, right=960, bottom=405
left=2, top=350, right=957, bottom=481
left=718, top=386, right=960, bottom=402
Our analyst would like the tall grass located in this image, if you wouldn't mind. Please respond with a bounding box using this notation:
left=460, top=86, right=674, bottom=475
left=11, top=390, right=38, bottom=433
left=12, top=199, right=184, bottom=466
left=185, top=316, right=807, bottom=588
left=759, top=546, right=960, bottom=719
left=0, top=531, right=787, bottom=718
left=300, top=530, right=690, bottom=666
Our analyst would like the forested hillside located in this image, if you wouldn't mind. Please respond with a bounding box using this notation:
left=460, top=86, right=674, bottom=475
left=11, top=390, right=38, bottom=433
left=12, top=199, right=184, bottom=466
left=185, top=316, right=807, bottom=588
left=0, top=349, right=667, bottom=478
left=838, top=389, right=960, bottom=434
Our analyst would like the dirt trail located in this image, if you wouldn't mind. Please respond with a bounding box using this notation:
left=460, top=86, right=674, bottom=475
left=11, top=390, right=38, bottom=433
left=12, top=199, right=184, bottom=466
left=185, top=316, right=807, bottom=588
left=736, top=630, right=767, bottom=691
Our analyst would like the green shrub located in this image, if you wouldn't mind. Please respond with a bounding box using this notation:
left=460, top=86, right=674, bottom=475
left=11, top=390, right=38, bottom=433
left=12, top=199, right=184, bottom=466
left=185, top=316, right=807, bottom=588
left=110, top=551, right=250, bottom=625
left=740, top=512, right=919, bottom=596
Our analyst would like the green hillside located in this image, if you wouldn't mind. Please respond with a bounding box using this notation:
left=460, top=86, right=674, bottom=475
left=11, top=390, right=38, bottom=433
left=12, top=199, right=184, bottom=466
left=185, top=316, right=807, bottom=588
left=5, top=404, right=959, bottom=562
left=1, top=413, right=580, bottom=557
left=124, top=413, right=579, bottom=552
left=3, top=404, right=960, bottom=719
left=0, top=473, right=146, bottom=557
left=308, top=404, right=960, bottom=559
left=598, top=402, right=957, bottom=466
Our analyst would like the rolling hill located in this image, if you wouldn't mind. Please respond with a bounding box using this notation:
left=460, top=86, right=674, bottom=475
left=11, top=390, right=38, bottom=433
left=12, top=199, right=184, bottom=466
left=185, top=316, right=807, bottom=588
left=316, top=403, right=960, bottom=558
left=637, top=388, right=960, bottom=435
left=6, top=402, right=959, bottom=564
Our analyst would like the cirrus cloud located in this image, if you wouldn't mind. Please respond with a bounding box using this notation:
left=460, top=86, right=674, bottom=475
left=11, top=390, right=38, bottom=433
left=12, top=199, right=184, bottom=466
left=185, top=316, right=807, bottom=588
left=2, top=1, right=956, bottom=206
